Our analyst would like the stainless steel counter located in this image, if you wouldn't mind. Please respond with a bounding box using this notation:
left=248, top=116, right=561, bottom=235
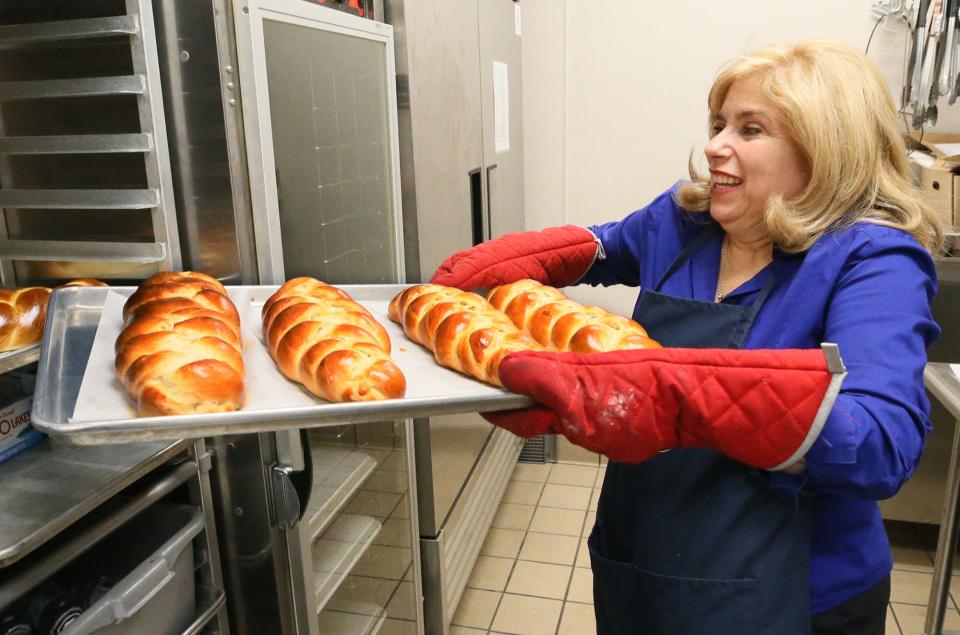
left=927, top=364, right=960, bottom=420
left=923, top=363, right=960, bottom=635
left=881, top=255, right=960, bottom=523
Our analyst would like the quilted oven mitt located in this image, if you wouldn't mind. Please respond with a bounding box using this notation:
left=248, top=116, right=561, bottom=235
left=484, top=345, right=846, bottom=471
left=430, top=225, right=598, bottom=290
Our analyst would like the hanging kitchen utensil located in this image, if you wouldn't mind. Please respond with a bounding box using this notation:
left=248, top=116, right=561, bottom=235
left=938, top=0, right=958, bottom=96
left=908, top=0, right=934, bottom=115
left=915, top=0, right=942, bottom=127
left=951, top=1, right=960, bottom=104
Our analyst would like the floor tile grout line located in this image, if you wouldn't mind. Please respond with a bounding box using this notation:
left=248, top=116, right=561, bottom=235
left=511, top=476, right=597, bottom=487
left=496, top=590, right=574, bottom=605
left=465, top=586, right=577, bottom=603
left=497, top=462, right=591, bottom=634
left=480, top=461, right=600, bottom=633
left=484, top=462, right=556, bottom=632
left=554, top=601, right=568, bottom=635
left=505, top=504, right=592, bottom=512
left=888, top=602, right=904, bottom=635
left=557, top=500, right=596, bottom=634
left=593, top=465, right=606, bottom=489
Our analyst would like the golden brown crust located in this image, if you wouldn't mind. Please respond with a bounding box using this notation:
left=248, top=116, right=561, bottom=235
left=61, top=278, right=109, bottom=288
left=0, top=278, right=108, bottom=352
left=0, top=287, right=51, bottom=352
left=262, top=277, right=405, bottom=402
left=486, top=279, right=661, bottom=352
left=388, top=284, right=543, bottom=386
left=123, top=275, right=240, bottom=332
left=139, top=271, right=226, bottom=292
left=115, top=272, right=244, bottom=416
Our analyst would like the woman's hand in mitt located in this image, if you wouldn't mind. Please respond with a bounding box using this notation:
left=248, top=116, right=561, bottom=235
left=430, top=226, right=599, bottom=290
left=485, top=347, right=842, bottom=471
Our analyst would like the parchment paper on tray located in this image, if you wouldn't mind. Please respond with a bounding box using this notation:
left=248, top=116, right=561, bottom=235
left=70, top=287, right=517, bottom=424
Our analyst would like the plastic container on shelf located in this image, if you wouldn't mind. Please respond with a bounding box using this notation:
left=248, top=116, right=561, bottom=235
left=61, top=505, right=204, bottom=635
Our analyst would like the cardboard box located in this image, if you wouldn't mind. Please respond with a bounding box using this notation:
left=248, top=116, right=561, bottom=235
left=0, top=396, right=43, bottom=464
left=907, top=132, right=960, bottom=230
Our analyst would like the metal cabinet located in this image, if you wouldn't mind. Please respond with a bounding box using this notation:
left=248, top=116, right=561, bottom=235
left=389, top=0, right=524, bottom=282
left=385, top=1, right=525, bottom=632
left=210, top=4, right=423, bottom=634
left=208, top=421, right=421, bottom=635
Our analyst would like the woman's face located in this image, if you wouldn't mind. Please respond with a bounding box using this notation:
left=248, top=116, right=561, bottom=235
left=704, top=77, right=810, bottom=237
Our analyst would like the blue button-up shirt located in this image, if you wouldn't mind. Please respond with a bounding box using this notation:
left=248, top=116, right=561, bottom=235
left=582, top=183, right=940, bottom=614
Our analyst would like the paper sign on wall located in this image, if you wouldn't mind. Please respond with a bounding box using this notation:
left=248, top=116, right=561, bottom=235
left=493, top=61, right=510, bottom=153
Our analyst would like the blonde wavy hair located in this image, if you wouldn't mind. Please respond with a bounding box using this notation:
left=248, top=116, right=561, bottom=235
left=677, top=39, right=944, bottom=254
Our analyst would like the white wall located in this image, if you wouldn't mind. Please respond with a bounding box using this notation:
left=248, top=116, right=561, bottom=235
left=521, top=0, right=955, bottom=315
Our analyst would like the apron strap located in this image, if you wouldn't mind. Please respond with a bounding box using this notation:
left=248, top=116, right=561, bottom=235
left=651, top=223, right=779, bottom=333
left=747, top=268, right=777, bottom=319
left=653, top=224, right=722, bottom=292
left=727, top=270, right=778, bottom=348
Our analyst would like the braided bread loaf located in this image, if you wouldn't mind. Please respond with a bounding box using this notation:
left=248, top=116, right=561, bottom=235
left=487, top=279, right=661, bottom=352
left=0, top=279, right=108, bottom=352
left=115, top=272, right=244, bottom=416
left=262, top=277, right=405, bottom=402
left=388, top=284, right=544, bottom=386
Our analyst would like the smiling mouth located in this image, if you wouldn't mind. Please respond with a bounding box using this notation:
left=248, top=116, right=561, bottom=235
left=710, top=174, right=743, bottom=192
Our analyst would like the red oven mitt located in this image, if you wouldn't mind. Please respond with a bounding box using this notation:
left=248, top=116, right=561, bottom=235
left=484, top=345, right=845, bottom=471
left=429, top=225, right=598, bottom=290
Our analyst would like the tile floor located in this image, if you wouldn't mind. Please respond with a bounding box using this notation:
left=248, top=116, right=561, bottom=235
left=450, top=460, right=960, bottom=635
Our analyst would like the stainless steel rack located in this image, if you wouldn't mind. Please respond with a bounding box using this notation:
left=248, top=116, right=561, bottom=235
left=0, top=343, right=37, bottom=375
left=0, top=337, right=227, bottom=632
left=0, top=0, right=181, bottom=285
left=0, top=16, right=138, bottom=45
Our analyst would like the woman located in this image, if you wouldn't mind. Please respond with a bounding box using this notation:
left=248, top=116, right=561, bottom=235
left=432, top=41, right=942, bottom=634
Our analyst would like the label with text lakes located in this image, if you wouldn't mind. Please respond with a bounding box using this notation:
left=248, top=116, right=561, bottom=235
left=0, top=396, right=42, bottom=464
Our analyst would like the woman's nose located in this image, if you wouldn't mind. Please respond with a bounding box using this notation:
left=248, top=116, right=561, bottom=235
left=705, top=128, right=732, bottom=162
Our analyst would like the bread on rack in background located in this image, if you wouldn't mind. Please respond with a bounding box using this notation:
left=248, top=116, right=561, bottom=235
left=115, top=271, right=244, bottom=416
left=0, top=279, right=108, bottom=353
left=388, top=284, right=544, bottom=387
left=486, top=279, right=661, bottom=352
left=262, top=277, right=406, bottom=402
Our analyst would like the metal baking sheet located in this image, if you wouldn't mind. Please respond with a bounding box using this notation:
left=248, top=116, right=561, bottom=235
left=0, top=343, right=39, bottom=375
left=31, top=284, right=534, bottom=444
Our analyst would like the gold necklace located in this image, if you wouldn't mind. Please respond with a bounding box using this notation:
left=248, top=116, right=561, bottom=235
left=715, top=236, right=729, bottom=303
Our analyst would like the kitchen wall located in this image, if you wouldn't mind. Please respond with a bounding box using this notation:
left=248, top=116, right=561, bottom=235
left=520, top=0, right=958, bottom=315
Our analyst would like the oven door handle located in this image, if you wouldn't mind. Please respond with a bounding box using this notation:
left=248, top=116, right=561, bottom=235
left=270, top=464, right=302, bottom=529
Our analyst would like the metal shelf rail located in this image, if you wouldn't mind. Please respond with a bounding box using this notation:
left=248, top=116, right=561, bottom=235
left=0, top=0, right=181, bottom=285
left=313, top=514, right=383, bottom=613
left=305, top=445, right=378, bottom=540
left=0, top=439, right=192, bottom=569
left=318, top=603, right=387, bottom=635
left=0, top=436, right=230, bottom=634
left=0, top=457, right=197, bottom=605
left=0, top=133, right=151, bottom=155
left=0, top=16, right=138, bottom=44
left=0, top=344, right=38, bottom=375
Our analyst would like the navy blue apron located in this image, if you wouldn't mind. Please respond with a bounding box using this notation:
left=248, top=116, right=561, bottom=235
left=589, top=225, right=812, bottom=635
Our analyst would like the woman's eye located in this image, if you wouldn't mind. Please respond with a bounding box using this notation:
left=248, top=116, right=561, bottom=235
left=742, top=125, right=762, bottom=136
left=710, top=123, right=724, bottom=136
